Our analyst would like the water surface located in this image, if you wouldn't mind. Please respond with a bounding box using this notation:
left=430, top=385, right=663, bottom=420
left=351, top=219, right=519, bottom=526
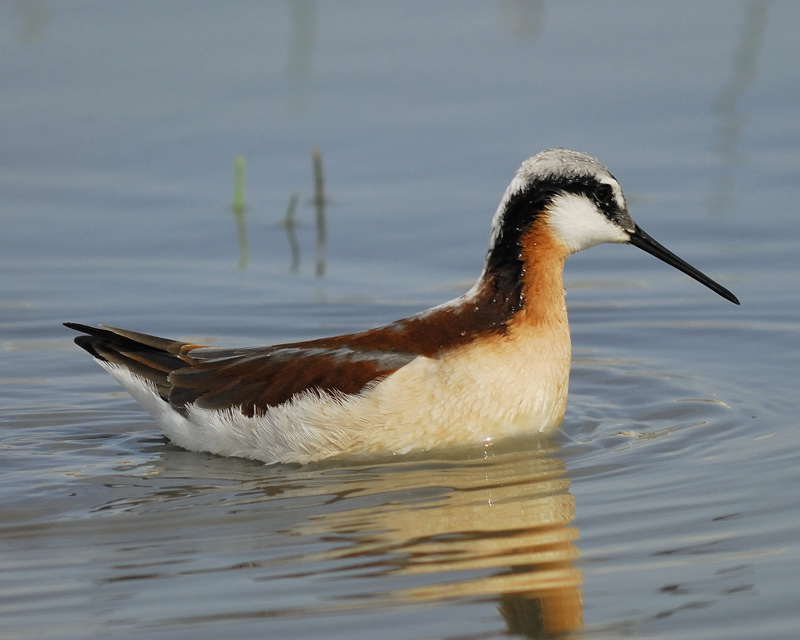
left=2, top=3, right=800, bottom=639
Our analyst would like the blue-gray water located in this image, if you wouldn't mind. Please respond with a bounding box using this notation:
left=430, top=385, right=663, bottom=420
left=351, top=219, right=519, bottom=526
left=2, top=2, right=800, bottom=638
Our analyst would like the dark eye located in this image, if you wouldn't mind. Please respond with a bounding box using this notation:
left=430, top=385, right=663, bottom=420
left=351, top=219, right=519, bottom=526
left=596, top=184, right=613, bottom=206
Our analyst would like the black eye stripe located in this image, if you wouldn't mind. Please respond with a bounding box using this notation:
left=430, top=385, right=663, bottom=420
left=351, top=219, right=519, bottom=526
left=544, top=178, right=619, bottom=218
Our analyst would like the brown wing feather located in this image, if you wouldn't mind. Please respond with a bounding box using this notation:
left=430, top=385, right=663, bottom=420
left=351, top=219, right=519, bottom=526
left=171, top=344, right=414, bottom=415
left=65, top=280, right=514, bottom=416
left=65, top=323, right=416, bottom=416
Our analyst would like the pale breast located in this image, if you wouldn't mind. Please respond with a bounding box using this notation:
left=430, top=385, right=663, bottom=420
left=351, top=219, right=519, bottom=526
left=328, top=317, right=572, bottom=457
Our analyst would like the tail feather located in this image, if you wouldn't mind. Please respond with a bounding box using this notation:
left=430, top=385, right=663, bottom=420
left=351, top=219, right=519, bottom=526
left=64, top=323, right=195, bottom=400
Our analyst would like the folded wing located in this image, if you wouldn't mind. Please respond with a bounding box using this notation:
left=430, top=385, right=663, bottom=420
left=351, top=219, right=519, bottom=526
left=64, top=323, right=416, bottom=416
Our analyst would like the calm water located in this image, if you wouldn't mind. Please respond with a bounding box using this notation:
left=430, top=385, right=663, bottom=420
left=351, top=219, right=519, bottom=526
left=2, top=2, right=800, bottom=638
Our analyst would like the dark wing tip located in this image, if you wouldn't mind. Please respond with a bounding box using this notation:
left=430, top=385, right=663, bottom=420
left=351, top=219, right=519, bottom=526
left=64, top=322, right=114, bottom=359
left=63, top=322, right=191, bottom=400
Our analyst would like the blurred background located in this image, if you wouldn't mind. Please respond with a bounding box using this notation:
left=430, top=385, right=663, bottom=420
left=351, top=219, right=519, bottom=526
left=2, top=3, right=799, bottom=639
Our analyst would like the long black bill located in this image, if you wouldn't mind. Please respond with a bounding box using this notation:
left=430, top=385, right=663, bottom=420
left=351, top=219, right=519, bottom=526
left=628, top=225, right=739, bottom=305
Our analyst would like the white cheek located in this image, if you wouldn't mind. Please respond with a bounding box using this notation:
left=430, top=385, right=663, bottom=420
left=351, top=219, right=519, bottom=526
left=545, top=193, right=630, bottom=253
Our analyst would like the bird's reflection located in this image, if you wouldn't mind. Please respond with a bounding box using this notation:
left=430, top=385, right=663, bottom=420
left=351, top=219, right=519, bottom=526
left=290, top=443, right=582, bottom=637
left=103, top=440, right=582, bottom=637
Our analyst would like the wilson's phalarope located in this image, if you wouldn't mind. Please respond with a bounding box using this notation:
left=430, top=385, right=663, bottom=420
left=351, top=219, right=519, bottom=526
left=66, top=149, right=738, bottom=464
